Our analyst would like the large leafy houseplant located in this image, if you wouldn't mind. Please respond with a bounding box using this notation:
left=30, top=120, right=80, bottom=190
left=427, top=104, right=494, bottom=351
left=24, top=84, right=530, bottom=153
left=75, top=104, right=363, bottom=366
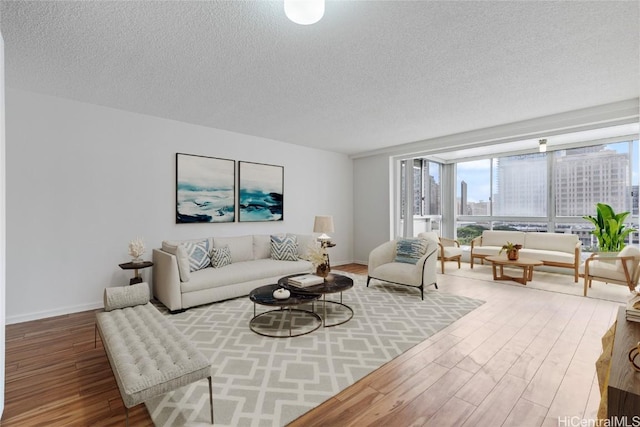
left=583, top=202, right=636, bottom=252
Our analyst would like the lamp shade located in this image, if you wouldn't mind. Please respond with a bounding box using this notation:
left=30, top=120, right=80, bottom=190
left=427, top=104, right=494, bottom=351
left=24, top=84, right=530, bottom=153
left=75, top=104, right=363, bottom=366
left=284, top=0, right=325, bottom=25
left=313, top=215, right=334, bottom=239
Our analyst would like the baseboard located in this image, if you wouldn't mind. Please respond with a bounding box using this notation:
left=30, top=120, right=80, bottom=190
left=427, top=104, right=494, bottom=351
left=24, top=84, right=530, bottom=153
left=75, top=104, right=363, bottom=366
left=6, top=300, right=103, bottom=325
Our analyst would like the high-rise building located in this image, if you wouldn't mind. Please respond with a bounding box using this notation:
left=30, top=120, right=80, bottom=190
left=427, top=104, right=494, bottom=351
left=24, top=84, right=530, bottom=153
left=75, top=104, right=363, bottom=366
left=493, top=153, right=547, bottom=216
left=460, top=180, right=467, bottom=215
left=554, top=146, right=629, bottom=216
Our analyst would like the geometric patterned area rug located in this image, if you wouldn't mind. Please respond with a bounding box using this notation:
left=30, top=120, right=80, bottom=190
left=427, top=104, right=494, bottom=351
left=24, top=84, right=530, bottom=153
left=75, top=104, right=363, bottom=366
left=145, top=272, right=484, bottom=427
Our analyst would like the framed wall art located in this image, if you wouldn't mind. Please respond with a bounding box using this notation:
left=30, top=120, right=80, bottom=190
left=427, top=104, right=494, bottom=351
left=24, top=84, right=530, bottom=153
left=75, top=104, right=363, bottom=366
left=238, top=161, right=284, bottom=222
left=176, top=153, right=235, bottom=223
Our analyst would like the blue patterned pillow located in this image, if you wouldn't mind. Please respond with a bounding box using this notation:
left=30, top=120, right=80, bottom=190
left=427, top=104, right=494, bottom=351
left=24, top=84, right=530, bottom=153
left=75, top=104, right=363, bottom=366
left=395, top=238, right=428, bottom=264
left=210, top=245, right=231, bottom=268
left=270, top=235, right=299, bottom=261
left=182, top=240, right=211, bottom=272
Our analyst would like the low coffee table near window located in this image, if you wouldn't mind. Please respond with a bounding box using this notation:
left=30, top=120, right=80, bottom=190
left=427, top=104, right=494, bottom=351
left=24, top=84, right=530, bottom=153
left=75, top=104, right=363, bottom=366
left=485, top=255, right=543, bottom=285
left=280, top=273, right=354, bottom=327
left=249, top=284, right=321, bottom=338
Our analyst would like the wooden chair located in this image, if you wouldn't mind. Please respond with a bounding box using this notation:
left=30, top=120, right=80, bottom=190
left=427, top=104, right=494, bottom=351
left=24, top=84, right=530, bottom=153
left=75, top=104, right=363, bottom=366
left=418, top=232, right=463, bottom=273
left=580, top=246, right=640, bottom=296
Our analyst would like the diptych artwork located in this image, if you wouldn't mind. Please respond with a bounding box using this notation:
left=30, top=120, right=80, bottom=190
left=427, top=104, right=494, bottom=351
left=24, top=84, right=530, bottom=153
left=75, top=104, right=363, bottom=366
left=176, top=153, right=235, bottom=223
left=238, top=161, right=284, bottom=222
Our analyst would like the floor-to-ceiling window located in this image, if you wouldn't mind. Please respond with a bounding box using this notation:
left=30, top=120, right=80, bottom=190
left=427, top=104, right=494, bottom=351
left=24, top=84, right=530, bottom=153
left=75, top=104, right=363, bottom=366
left=395, top=126, right=639, bottom=252
left=400, top=159, right=442, bottom=236
left=455, top=139, right=639, bottom=250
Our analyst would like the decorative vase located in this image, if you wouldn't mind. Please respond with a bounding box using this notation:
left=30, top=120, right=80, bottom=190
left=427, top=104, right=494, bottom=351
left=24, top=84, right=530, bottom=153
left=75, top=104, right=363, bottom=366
left=131, top=257, right=143, bottom=264
left=316, top=263, right=330, bottom=278
left=507, top=249, right=519, bottom=261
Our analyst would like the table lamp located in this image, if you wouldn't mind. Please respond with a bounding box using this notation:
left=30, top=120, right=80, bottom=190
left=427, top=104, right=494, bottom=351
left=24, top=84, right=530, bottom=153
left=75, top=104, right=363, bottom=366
left=313, top=215, right=334, bottom=245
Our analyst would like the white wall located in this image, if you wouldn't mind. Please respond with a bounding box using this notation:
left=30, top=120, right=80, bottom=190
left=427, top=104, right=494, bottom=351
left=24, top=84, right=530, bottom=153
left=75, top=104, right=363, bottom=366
left=5, top=89, right=353, bottom=324
left=353, top=154, right=390, bottom=264
left=0, top=30, right=6, bottom=418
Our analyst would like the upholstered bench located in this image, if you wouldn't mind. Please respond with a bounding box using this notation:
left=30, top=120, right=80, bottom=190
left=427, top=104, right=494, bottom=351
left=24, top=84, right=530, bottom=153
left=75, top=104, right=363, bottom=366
left=95, top=282, right=213, bottom=426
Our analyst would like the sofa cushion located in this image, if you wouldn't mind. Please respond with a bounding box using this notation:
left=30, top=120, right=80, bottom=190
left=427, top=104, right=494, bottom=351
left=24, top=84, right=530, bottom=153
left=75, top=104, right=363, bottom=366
left=524, top=233, right=578, bottom=253
left=210, top=245, right=232, bottom=268
left=292, top=234, right=315, bottom=259
left=481, top=231, right=525, bottom=247
left=214, top=235, right=253, bottom=263
left=161, top=241, right=192, bottom=282
left=271, top=234, right=299, bottom=261
left=580, top=259, right=630, bottom=283
left=181, top=259, right=312, bottom=293
left=182, top=240, right=211, bottom=272
left=370, top=262, right=422, bottom=287
left=616, top=246, right=640, bottom=269
left=519, top=249, right=575, bottom=265
left=395, top=238, right=428, bottom=264
left=253, top=235, right=272, bottom=260
left=418, top=231, right=439, bottom=243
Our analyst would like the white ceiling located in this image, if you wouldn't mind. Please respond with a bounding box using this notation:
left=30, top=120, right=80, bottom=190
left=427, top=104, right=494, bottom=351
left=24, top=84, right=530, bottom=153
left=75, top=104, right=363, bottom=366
left=1, top=1, right=638, bottom=157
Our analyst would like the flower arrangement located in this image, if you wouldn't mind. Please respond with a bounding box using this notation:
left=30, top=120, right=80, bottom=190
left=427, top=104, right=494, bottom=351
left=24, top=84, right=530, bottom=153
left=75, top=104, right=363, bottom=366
left=307, top=241, right=331, bottom=277
left=307, top=241, right=328, bottom=269
left=128, top=237, right=146, bottom=262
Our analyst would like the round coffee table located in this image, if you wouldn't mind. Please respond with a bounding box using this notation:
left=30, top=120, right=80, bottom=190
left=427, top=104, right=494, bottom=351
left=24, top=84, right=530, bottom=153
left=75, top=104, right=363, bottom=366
left=279, top=273, right=354, bottom=327
left=249, top=284, right=321, bottom=338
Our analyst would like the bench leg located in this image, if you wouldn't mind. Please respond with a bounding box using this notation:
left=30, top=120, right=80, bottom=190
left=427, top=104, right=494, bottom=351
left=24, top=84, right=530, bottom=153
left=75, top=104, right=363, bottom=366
left=208, top=376, right=214, bottom=424
left=125, top=406, right=129, bottom=427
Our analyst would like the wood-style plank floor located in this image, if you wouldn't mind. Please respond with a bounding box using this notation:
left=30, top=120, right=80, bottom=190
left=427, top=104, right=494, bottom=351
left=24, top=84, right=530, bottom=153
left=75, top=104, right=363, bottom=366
left=2, top=263, right=621, bottom=426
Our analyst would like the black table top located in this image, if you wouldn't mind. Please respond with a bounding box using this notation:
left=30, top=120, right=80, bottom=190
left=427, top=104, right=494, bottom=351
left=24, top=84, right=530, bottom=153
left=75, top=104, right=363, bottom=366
left=249, top=284, right=320, bottom=307
left=279, top=272, right=354, bottom=295
left=119, top=261, right=154, bottom=270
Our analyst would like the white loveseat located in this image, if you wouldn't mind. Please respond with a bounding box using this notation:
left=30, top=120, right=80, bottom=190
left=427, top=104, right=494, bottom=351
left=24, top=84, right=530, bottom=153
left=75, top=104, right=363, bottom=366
left=153, top=234, right=314, bottom=312
left=470, top=230, right=581, bottom=282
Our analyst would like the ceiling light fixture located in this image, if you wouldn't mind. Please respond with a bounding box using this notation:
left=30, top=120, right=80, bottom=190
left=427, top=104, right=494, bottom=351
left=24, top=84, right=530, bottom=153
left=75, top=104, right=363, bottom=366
left=284, top=0, right=325, bottom=25
left=539, top=139, right=547, bottom=153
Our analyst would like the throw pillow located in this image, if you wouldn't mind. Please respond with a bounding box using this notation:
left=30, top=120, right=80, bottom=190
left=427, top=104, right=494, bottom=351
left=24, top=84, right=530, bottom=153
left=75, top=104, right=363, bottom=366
left=182, top=240, right=211, bottom=272
left=210, top=245, right=232, bottom=268
left=395, top=238, right=429, bottom=264
left=271, top=234, right=299, bottom=261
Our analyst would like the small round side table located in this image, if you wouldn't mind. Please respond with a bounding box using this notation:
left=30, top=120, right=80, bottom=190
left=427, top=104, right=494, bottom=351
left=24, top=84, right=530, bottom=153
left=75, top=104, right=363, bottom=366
left=119, top=261, right=153, bottom=285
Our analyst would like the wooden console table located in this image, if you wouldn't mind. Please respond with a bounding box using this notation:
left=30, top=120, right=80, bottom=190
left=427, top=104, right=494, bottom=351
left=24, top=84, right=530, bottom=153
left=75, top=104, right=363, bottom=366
left=604, top=307, right=640, bottom=419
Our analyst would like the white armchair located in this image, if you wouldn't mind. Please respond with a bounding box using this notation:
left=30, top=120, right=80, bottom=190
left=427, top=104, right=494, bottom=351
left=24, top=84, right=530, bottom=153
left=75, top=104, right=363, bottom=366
left=580, top=245, right=640, bottom=296
left=418, top=232, right=463, bottom=273
left=366, top=238, right=439, bottom=300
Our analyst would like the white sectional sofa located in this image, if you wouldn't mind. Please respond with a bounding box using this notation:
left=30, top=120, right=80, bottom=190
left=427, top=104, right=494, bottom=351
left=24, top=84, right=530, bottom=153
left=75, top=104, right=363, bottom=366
left=152, top=234, right=314, bottom=312
left=470, top=230, right=581, bottom=282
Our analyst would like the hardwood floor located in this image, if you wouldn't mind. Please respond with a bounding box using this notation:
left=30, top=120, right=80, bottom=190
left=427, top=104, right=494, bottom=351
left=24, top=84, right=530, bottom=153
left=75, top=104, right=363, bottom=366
left=2, top=263, right=620, bottom=426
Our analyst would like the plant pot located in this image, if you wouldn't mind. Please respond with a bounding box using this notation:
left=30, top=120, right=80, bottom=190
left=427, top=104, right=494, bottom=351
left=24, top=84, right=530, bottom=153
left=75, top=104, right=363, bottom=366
left=507, top=249, right=519, bottom=261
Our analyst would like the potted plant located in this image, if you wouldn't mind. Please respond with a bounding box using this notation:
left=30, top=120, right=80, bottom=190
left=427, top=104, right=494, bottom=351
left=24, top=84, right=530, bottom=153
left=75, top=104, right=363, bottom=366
left=499, top=241, right=522, bottom=260
left=583, top=202, right=637, bottom=252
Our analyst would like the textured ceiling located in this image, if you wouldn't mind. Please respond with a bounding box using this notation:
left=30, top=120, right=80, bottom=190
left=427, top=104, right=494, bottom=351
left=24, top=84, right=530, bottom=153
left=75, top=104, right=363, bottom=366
left=1, top=1, right=638, bottom=156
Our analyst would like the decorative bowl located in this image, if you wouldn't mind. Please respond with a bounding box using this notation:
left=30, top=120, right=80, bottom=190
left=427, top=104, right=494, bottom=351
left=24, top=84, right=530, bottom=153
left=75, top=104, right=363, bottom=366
left=273, top=288, right=290, bottom=300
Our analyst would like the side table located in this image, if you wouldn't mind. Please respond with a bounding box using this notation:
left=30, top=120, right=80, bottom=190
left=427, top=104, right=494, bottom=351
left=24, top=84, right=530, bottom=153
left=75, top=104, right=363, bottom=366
left=119, top=261, right=153, bottom=285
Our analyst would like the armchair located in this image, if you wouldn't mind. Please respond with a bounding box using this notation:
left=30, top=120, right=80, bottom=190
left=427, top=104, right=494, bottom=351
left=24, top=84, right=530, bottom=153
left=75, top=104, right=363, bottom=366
left=418, top=232, right=463, bottom=273
left=366, top=238, right=438, bottom=300
left=580, top=246, right=640, bottom=296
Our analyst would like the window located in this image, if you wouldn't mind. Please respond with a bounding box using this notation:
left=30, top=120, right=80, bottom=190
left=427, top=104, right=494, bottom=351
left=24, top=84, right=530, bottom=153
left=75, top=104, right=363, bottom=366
left=401, top=159, right=442, bottom=218
left=493, top=153, right=547, bottom=217
left=456, top=159, right=491, bottom=216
